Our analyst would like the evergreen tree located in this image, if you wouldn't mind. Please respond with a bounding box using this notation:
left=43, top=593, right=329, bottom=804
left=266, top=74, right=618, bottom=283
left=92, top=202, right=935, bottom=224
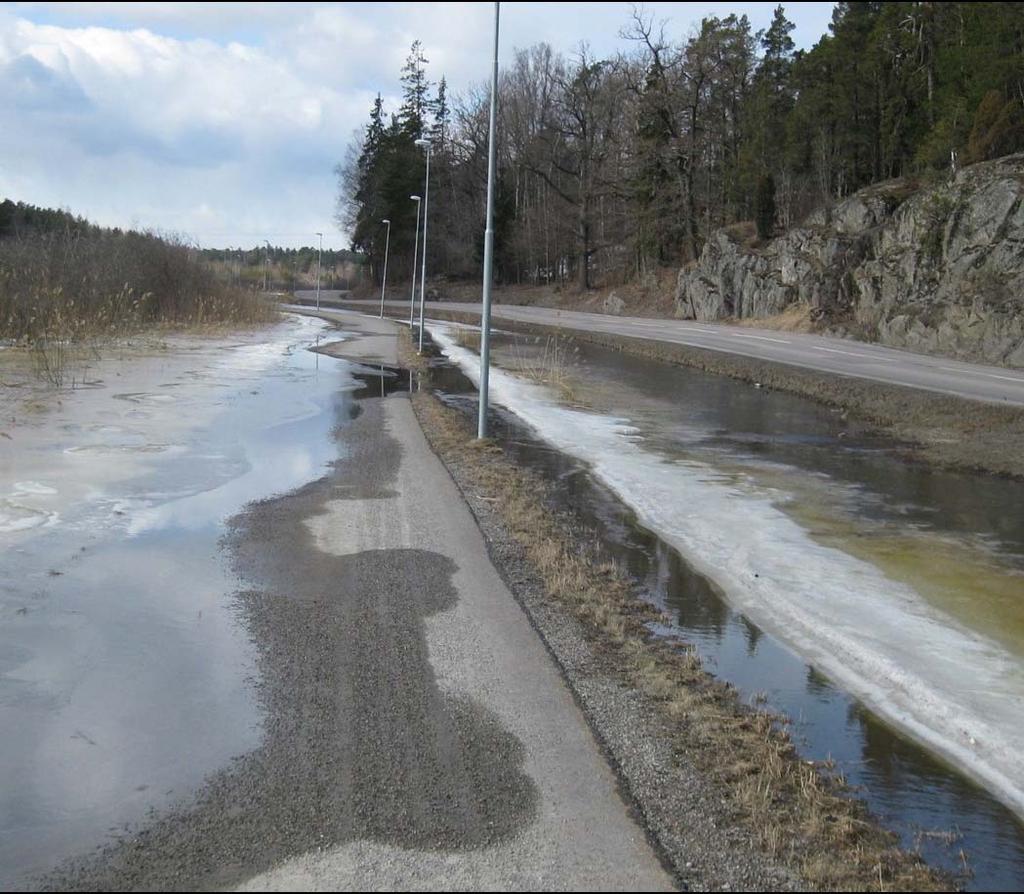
left=429, top=76, right=450, bottom=148
left=761, top=5, right=795, bottom=90
left=754, top=173, right=776, bottom=240
left=633, top=58, right=678, bottom=265
left=348, top=95, right=388, bottom=276
left=399, top=40, right=431, bottom=137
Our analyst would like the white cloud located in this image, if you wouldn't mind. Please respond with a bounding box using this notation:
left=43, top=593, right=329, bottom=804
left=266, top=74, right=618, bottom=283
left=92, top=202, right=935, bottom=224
left=0, top=2, right=834, bottom=249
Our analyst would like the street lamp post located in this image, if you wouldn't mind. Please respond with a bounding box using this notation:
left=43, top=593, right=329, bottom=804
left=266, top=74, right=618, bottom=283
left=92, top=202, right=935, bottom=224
left=380, top=219, right=391, bottom=318
left=414, top=138, right=432, bottom=353
left=263, top=240, right=271, bottom=292
left=315, top=232, right=323, bottom=310
left=478, top=1, right=500, bottom=439
left=409, top=195, right=422, bottom=329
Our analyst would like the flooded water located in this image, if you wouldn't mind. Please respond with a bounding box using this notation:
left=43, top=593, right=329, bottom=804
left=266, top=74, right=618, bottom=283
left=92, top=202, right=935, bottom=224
left=426, top=324, right=1024, bottom=890
left=0, top=315, right=353, bottom=889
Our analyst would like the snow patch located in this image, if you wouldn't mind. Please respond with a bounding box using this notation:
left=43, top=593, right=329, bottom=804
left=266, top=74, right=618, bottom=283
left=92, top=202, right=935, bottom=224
left=430, top=322, right=1024, bottom=819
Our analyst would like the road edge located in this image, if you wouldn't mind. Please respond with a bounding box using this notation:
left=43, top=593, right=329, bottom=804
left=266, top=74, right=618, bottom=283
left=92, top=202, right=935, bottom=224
left=382, top=304, right=1024, bottom=480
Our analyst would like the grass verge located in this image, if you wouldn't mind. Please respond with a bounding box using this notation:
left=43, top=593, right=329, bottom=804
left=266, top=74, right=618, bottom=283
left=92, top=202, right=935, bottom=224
left=408, top=341, right=948, bottom=891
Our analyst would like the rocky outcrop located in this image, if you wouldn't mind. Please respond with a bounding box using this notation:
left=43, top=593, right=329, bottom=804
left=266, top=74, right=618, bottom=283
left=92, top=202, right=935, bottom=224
left=675, top=154, right=1024, bottom=367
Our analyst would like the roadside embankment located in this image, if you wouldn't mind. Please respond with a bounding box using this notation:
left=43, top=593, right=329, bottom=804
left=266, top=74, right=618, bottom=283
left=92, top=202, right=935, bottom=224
left=409, top=348, right=948, bottom=892
left=394, top=305, right=1024, bottom=480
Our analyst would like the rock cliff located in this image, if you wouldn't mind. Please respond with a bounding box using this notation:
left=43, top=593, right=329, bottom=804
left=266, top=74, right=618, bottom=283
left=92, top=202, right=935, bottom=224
left=675, top=154, right=1024, bottom=367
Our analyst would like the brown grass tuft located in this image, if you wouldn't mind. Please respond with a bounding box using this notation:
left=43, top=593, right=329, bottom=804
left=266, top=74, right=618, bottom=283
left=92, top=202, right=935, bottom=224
left=452, top=326, right=482, bottom=352
left=733, top=302, right=817, bottom=333
left=509, top=334, right=581, bottom=404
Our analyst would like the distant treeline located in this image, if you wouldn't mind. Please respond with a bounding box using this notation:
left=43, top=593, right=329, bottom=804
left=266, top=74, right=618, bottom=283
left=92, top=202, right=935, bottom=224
left=0, top=200, right=101, bottom=241
left=200, top=245, right=365, bottom=293
left=339, top=2, right=1024, bottom=291
left=0, top=200, right=274, bottom=342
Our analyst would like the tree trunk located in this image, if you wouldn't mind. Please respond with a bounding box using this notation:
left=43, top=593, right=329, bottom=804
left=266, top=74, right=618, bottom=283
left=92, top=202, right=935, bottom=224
left=577, top=200, right=591, bottom=291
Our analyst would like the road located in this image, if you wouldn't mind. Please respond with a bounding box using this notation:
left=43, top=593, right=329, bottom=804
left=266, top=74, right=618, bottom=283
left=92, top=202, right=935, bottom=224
left=300, top=294, right=1024, bottom=408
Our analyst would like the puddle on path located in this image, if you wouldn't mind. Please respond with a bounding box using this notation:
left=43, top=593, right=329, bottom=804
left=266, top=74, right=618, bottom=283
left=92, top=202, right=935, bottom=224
left=0, top=315, right=358, bottom=889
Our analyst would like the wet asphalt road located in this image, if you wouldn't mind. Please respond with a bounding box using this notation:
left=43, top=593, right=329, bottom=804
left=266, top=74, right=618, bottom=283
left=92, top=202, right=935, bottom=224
left=47, top=311, right=671, bottom=891
left=303, top=293, right=1024, bottom=407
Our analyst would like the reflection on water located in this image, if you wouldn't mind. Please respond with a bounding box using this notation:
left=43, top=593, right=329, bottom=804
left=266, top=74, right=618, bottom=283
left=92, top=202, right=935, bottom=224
left=427, top=345, right=1024, bottom=891
left=0, top=316, right=353, bottom=889
left=503, top=334, right=1024, bottom=573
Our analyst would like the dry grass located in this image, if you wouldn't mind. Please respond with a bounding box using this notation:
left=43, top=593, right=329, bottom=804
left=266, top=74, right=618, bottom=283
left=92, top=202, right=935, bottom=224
left=733, top=302, right=817, bottom=333
left=509, top=335, right=581, bottom=404
left=452, top=326, right=482, bottom=352
left=446, top=324, right=583, bottom=405
left=1, top=227, right=277, bottom=386
left=411, top=377, right=948, bottom=892
left=722, top=219, right=761, bottom=249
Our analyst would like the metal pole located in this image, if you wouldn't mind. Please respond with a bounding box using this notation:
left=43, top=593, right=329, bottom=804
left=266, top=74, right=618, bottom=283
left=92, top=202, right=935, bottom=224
left=315, top=232, right=322, bottom=309
left=415, top=140, right=432, bottom=352
left=380, top=219, right=391, bottom=318
left=264, top=240, right=270, bottom=292
left=478, top=1, right=500, bottom=439
left=409, top=196, right=421, bottom=329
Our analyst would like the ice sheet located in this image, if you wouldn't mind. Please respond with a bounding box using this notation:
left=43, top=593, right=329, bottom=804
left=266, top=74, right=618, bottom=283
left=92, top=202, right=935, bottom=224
left=431, top=322, right=1024, bottom=818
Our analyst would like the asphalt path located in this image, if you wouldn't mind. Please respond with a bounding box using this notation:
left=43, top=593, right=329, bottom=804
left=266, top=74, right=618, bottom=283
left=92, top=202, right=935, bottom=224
left=299, top=293, right=1024, bottom=408
left=51, top=310, right=672, bottom=891
left=247, top=310, right=672, bottom=890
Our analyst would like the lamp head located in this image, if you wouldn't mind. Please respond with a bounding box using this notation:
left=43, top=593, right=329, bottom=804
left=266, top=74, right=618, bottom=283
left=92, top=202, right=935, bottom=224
left=414, top=138, right=431, bottom=149
left=382, top=219, right=390, bottom=224
left=410, top=195, right=421, bottom=202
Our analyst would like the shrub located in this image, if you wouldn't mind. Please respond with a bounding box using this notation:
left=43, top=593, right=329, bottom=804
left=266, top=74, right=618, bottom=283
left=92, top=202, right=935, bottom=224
left=0, top=203, right=276, bottom=343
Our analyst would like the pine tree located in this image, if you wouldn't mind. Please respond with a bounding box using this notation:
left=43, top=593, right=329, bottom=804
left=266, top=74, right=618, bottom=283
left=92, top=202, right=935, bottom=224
left=761, top=5, right=795, bottom=94
left=399, top=40, right=431, bottom=137
left=349, top=95, right=388, bottom=273
left=429, top=76, right=450, bottom=148
left=634, top=58, right=680, bottom=265
left=754, top=173, right=776, bottom=241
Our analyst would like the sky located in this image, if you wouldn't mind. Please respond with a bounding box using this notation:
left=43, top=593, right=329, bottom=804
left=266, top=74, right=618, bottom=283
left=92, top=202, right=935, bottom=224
left=0, top=2, right=836, bottom=250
